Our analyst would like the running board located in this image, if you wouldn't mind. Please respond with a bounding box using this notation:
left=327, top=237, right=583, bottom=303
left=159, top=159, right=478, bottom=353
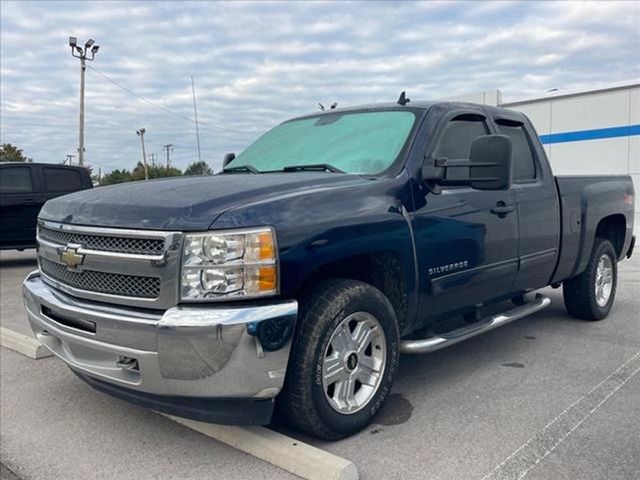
left=400, top=294, right=551, bottom=354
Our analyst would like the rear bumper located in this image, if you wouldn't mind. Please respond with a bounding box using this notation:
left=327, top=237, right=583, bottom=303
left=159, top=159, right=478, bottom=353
left=23, top=271, right=297, bottom=424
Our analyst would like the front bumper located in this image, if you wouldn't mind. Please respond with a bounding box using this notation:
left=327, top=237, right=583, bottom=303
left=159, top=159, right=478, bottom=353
left=22, top=271, right=297, bottom=424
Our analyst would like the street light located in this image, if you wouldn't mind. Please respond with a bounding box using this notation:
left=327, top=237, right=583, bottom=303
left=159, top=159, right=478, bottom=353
left=136, top=128, right=149, bottom=180
left=69, top=36, right=100, bottom=166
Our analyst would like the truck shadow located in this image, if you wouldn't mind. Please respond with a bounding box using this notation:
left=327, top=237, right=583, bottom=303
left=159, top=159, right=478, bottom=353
left=0, top=249, right=37, bottom=268
left=0, top=257, right=37, bottom=268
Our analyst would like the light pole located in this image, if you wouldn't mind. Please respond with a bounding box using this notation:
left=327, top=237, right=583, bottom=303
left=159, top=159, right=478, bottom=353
left=136, top=128, right=149, bottom=180
left=69, top=36, right=99, bottom=166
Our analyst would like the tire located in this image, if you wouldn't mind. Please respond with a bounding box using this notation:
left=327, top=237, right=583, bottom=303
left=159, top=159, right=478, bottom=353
left=278, top=279, right=400, bottom=440
left=563, top=238, right=618, bottom=320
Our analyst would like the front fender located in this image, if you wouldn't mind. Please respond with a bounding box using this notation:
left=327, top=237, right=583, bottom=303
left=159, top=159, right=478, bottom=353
left=212, top=174, right=418, bottom=328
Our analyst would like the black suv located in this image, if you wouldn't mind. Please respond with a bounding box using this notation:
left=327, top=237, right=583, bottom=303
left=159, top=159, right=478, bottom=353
left=0, top=163, right=92, bottom=250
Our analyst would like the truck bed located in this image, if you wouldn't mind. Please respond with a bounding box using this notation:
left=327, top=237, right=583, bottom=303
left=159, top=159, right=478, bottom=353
left=552, top=175, right=635, bottom=283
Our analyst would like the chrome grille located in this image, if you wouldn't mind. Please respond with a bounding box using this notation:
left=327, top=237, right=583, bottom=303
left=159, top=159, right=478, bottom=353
left=39, top=226, right=164, bottom=255
left=40, top=258, right=161, bottom=299
left=37, top=220, right=181, bottom=308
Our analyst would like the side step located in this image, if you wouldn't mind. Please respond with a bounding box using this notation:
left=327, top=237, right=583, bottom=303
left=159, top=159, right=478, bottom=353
left=400, top=294, right=551, bottom=354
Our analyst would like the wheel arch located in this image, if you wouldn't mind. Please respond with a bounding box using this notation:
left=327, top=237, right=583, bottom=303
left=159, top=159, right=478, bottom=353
left=595, top=214, right=627, bottom=259
left=294, top=251, right=413, bottom=334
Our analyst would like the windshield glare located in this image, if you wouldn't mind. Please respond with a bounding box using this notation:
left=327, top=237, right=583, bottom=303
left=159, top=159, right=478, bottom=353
left=229, top=110, right=416, bottom=174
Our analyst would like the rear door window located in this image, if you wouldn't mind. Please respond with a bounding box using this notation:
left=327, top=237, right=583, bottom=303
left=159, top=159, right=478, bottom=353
left=0, top=166, right=34, bottom=193
left=43, top=167, right=83, bottom=192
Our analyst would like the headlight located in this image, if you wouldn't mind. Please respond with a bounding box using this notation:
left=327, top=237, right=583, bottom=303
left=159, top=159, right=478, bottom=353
left=180, top=227, right=278, bottom=301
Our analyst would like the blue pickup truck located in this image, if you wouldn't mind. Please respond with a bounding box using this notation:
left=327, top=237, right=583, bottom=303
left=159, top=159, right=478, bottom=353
left=23, top=99, right=635, bottom=439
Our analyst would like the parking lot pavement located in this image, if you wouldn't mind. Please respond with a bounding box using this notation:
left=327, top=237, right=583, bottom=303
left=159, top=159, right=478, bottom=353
left=1, top=249, right=37, bottom=337
left=1, top=253, right=638, bottom=480
left=0, top=348, right=298, bottom=480
left=1, top=464, right=20, bottom=480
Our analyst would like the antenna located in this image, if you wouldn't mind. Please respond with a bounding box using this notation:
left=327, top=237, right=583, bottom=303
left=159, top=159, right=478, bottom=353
left=397, top=91, right=410, bottom=106
left=191, top=75, right=202, bottom=163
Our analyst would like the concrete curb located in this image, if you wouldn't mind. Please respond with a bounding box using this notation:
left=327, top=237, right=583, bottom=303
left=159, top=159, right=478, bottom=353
left=163, top=414, right=359, bottom=480
left=0, top=327, right=52, bottom=359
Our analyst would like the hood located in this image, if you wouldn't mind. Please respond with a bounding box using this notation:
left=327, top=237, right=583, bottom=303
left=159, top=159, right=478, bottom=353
left=39, top=172, right=368, bottom=231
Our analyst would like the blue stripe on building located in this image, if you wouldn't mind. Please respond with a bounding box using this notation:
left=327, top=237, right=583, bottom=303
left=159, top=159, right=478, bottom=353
left=539, top=124, right=640, bottom=145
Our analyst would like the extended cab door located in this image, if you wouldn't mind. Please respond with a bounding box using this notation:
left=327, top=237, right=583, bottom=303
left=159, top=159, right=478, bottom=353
left=413, top=111, right=519, bottom=320
left=493, top=116, right=560, bottom=291
left=0, top=164, right=42, bottom=248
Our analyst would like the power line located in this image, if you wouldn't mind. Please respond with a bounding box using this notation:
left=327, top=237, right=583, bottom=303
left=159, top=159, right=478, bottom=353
left=113, top=145, right=138, bottom=160
left=86, top=65, right=258, bottom=134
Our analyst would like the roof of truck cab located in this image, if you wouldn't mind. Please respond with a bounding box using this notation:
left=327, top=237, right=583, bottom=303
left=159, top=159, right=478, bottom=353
left=0, top=162, right=90, bottom=170
left=290, top=100, right=524, bottom=122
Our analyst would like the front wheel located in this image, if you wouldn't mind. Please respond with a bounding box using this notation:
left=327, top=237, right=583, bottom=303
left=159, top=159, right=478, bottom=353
left=278, top=279, right=399, bottom=440
left=563, top=238, right=618, bottom=320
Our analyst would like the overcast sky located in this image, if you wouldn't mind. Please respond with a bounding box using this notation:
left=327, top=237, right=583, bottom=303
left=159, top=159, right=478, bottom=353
left=1, top=1, right=638, bottom=173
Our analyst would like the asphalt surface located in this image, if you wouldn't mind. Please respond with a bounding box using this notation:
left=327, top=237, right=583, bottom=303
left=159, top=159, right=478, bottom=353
left=0, top=250, right=36, bottom=337
left=1, top=249, right=639, bottom=480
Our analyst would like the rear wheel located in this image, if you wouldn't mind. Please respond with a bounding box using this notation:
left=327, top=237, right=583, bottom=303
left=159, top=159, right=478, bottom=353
left=563, top=238, right=617, bottom=320
left=279, top=279, right=399, bottom=440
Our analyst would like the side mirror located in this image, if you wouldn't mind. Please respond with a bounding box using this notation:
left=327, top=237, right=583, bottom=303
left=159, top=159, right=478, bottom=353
left=222, top=152, right=236, bottom=168
left=422, top=134, right=512, bottom=193
left=468, top=135, right=512, bottom=190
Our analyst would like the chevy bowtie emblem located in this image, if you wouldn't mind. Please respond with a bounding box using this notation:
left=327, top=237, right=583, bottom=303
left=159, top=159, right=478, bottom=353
left=60, top=246, right=84, bottom=269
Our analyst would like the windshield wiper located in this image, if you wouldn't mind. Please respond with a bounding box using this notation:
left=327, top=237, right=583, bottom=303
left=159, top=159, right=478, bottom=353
left=222, top=165, right=260, bottom=174
left=281, top=163, right=345, bottom=173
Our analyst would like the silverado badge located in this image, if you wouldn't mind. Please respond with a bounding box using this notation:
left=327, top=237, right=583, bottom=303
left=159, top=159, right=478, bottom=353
left=60, top=246, right=84, bottom=269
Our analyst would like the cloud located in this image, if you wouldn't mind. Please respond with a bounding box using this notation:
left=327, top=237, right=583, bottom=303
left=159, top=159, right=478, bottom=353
left=1, top=0, right=638, bottom=173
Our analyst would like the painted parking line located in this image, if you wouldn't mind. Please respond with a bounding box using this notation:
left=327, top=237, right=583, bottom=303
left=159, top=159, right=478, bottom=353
left=0, top=326, right=52, bottom=359
left=480, top=350, right=640, bottom=480
left=163, top=414, right=359, bottom=480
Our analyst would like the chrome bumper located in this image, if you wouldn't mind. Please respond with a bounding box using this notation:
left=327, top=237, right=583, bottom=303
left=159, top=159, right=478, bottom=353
left=23, top=271, right=297, bottom=400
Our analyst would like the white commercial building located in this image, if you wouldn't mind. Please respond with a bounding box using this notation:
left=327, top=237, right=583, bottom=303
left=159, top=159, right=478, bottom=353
left=452, top=79, right=640, bottom=233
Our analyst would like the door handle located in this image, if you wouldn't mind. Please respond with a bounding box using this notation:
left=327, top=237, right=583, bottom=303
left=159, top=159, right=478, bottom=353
left=491, top=201, right=515, bottom=217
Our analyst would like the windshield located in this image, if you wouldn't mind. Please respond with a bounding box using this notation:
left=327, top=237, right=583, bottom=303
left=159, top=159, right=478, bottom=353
left=228, top=110, right=416, bottom=174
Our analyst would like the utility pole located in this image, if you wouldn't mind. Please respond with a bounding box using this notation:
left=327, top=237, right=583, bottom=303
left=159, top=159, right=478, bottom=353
left=136, top=128, right=149, bottom=180
left=69, top=36, right=100, bottom=166
left=64, top=154, right=75, bottom=165
left=191, top=75, right=202, bottom=163
left=149, top=153, right=157, bottom=167
left=163, top=144, right=174, bottom=169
